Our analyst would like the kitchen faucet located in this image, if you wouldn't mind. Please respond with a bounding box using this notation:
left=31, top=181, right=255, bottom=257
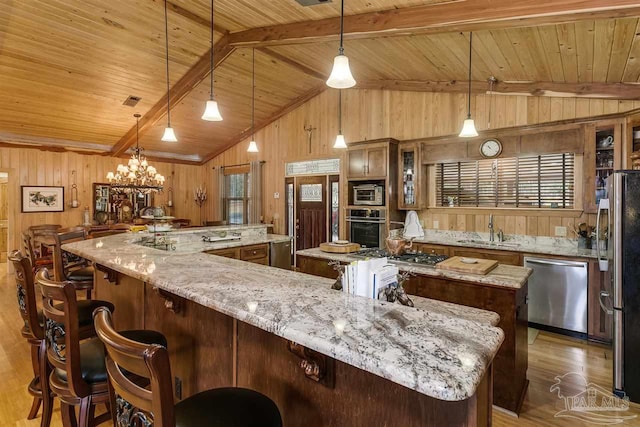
left=488, top=214, right=494, bottom=242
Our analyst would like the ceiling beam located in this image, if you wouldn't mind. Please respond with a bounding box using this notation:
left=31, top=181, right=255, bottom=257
left=357, top=80, right=640, bottom=100
left=111, top=35, right=235, bottom=156
left=166, top=1, right=228, bottom=33
left=257, top=47, right=326, bottom=80
left=228, top=0, right=640, bottom=47
left=200, top=84, right=327, bottom=164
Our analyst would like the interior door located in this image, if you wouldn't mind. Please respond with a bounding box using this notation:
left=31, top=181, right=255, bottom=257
left=296, top=176, right=326, bottom=251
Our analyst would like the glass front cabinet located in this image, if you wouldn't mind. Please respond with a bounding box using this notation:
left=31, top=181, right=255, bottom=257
left=397, top=142, right=425, bottom=210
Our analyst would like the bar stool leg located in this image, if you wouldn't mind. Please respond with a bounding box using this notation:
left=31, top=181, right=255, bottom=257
left=78, top=396, right=92, bottom=427
left=27, top=342, right=42, bottom=419
left=39, top=340, right=53, bottom=427
left=60, top=403, right=78, bottom=427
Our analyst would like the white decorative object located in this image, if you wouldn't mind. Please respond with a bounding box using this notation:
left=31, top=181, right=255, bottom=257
left=285, top=159, right=340, bottom=176
left=300, top=184, right=323, bottom=202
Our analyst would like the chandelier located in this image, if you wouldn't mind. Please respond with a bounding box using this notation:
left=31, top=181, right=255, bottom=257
left=106, top=114, right=165, bottom=194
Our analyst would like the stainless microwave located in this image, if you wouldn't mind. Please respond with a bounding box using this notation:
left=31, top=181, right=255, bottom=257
left=353, top=184, right=384, bottom=206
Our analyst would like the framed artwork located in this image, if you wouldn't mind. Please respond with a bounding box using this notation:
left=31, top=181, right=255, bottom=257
left=21, top=186, right=65, bottom=213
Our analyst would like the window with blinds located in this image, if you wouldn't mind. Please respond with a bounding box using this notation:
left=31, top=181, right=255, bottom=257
left=224, top=173, right=250, bottom=224
left=436, top=153, right=575, bottom=208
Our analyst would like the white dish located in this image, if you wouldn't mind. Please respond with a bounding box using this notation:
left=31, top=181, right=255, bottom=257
left=334, top=240, right=350, bottom=245
left=459, top=257, right=478, bottom=264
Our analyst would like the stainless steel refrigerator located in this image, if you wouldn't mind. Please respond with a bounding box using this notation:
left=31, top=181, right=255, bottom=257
left=598, top=171, right=640, bottom=402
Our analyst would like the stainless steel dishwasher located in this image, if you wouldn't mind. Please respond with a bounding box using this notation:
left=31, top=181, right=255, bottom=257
left=270, top=240, right=292, bottom=270
left=524, top=257, right=588, bottom=335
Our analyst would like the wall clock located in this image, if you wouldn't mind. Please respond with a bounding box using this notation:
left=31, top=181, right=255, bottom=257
left=479, top=139, right=503, bottom=158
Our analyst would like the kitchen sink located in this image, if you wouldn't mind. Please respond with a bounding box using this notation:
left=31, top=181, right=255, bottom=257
left=456, top=239, right=521, bottom=248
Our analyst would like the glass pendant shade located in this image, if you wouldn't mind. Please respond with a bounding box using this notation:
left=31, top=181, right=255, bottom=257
left=326, top=55, right=356, bottom=89
left=458, top=118, right=479, bottom=138
left=202, top=100, right=223, bottom=121
left=161, top=127, right=178, bottom=142
left=247, top=140, right=259, bottom=153
left=333, top=133, right=347, bottom=149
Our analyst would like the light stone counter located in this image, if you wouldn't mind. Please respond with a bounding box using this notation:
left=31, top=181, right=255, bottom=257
left=297, top=248, right=531, bottom=290
left=63, top=231, right=504, bottom=402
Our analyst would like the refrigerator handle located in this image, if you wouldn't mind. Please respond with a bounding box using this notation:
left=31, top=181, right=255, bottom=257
left=596, top=198, right=610, bottom=272
left=599, top=290, right=614, bottom=315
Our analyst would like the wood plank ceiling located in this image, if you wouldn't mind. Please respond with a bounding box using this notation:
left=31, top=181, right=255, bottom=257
left=1, top=0, right=640, bottom=163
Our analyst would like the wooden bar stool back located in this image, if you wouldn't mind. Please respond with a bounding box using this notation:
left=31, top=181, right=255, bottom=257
left=53, top=229, right=94, bottom=298
left=29, top=224, right=61, bottom=257
left=8, top=250, right=53, bottom=427
left=22, top=232, right=53, bottom=272
left=94, top=307, right=283, bottom=427
left=36, top=268, right=112, bottom=427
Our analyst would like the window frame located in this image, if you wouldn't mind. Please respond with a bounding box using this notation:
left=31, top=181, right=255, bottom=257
left=224, top=172, right=250, bottom=224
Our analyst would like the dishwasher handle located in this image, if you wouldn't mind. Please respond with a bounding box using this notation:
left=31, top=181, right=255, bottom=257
left=525, top=258, right=587, bottom=268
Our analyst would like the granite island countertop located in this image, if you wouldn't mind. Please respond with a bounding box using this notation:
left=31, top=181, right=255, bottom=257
left=297, top=248, right=532, bottom=290
left=63, top=231, right=504, bottom=402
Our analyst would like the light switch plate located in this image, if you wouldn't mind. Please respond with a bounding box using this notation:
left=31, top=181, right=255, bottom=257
left=555, top=226, right=567, bottom=237
left=433, top=220, right=439, bottom=229
left=274, top=192, right=280, bottom=199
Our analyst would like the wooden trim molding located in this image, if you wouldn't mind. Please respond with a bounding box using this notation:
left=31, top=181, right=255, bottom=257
left=426, top=207, right=586, bottom=218
left=153, top=287, right=184, bottom=315
left=95, top=264, right=118, bottom=286
left=287, top=341, right=334, bottom=387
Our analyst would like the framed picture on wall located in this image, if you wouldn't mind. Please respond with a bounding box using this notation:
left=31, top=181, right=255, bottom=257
left=21, top=186, right=65, bottom=213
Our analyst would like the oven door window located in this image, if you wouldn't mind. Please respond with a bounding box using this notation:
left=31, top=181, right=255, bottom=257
left=350, top=222, right=381, bottom=248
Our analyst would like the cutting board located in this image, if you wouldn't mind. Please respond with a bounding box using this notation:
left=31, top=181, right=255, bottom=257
left=319, top=242, right=361, bottom=253
left=436, top=256, right=498, bottom=275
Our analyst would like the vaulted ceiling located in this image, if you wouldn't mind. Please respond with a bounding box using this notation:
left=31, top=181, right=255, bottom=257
left=1, top=0, right=640, bottom=164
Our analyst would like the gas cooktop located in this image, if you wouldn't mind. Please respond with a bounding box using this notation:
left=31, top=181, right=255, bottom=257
left=353, top=248, right=448, bottom=267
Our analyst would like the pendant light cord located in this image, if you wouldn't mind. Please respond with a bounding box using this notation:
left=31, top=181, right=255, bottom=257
left=338, top=0, right=345, bottom=55
left=338, top=90, right=342, bottom=134
left=209, top=0, right=214, bottom=100
left=135, top=114, right=140, bottom=151
left=466, top=32, right=473, bottom=120
left=251, top=48, right=255, bottom=139
left=164, top=0, right=172, bottom=126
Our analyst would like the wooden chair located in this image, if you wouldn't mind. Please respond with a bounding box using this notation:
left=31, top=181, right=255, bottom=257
left=22, top=232, right=53, bottom=273
left=94, top=307, right=283, bottom=427
left=36, top=270, right=166, bottom=427
left=9, top=250, right=53, bottom=427
left=52, top=229, right=94, bottom=298
left=89, top=230, right=127, bottom=238
left=28, top=224, right=61, bottom=257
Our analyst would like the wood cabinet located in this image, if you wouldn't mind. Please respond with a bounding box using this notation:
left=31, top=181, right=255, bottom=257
left=412, top=243, right=449, bottom=256
left=398, top=142, right=425, bottom=209
left=448, top=246, right=522, bottom=266
left=205, top=243, right=269, bottom=265
left=584, top=120, right=624, bottom=213
left=347, top=143, right=388, bottom=179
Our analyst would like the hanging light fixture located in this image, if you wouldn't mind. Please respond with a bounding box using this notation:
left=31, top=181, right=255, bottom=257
left=107, top=114, right=165, bottom=194
left=201, top=0, right=223, bottom=121
left=459, top=32, right=478, bottom=138
left=247, top=49, right=259, bottom=153
left=334, top=90, right=347, bottom=149
left=326, top=0, right=355, bottom=89
left=161, top=0, right=178, bottom=142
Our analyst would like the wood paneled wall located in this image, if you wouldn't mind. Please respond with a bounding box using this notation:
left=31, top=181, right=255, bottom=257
left=0, top=147, right=204, bottom=256
left=204, top=89, right=640, bottom=238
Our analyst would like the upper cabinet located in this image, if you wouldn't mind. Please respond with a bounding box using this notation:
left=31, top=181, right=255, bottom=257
left=398, top=142, right=426, bottom=210
left=347, top=142, right=388, bottom=179
left=584, top=120, right=623, bottom=213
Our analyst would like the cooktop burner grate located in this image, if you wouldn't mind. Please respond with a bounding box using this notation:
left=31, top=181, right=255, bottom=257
left=353, top=249, right=448, bottom=266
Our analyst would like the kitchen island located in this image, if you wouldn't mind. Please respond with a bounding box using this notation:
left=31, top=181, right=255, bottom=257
left=297, top=247, right=531, bottom=415
left=63, top=229, right=504, bottom=426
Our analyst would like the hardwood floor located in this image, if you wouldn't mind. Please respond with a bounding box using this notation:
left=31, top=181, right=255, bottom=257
left=1, top=262, right=639, bottom=426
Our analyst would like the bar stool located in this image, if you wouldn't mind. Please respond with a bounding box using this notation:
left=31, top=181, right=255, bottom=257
left=22, top=232, right=53, bottom=273
left=28, top=224, right=61, bottom=257
left=52, top=229, right=94, bottom=299
left=93, top=307, right=283, bottom=427
left=36, top=269, right=167, bottom=427
left=9, top=250, right=52, bottom=427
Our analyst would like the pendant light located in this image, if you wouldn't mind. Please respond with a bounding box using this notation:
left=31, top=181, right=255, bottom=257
left=326, top=0, right=355, bottom=89
left=459, top=32, right=478, bottom=138
left=333, top=90, right=347, bottom=149
left=247, top=49, right=259, bottom=153
left=201, top=0, right=223, bottom=121
left=161, top=0, right=178, bottom=142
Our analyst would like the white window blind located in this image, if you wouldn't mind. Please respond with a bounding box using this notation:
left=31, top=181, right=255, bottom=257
left=436, top=153, right=575, bottom=208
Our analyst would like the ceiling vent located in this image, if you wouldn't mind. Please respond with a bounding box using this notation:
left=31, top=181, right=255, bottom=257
left=294, top=0, right=331, bottom=6
left=122, top=95, right=142, bottom=107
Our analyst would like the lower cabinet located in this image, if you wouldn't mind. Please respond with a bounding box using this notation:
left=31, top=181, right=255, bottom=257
left=588, top=261, right=613, bottom=343
left=412, top=243, right=449, bottom=256
left=205, top=243, right=270, bottom=265
left=448, top=247, right=522, bottom=266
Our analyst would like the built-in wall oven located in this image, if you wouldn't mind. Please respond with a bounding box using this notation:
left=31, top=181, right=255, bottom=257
left=346, top=208, right=386, bottom=248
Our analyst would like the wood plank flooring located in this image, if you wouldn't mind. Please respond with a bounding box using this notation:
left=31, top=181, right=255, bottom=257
left=1, top=262, right=639, bottom=426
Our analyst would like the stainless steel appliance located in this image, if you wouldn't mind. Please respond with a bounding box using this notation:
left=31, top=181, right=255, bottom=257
left=346, top=208, right=386, bottom=248
left=525, top=257, right=588, bottom=335
left=598, top=171, right=640, bottom=401
left=354, top=248, right=447, bottom=267
left=353, top=184, right=384, bottom=206
left=270, top=239, right=292, bottom=270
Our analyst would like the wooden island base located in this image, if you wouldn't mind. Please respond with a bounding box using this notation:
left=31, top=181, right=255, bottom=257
left=95, top=267, right=493, bottom=427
